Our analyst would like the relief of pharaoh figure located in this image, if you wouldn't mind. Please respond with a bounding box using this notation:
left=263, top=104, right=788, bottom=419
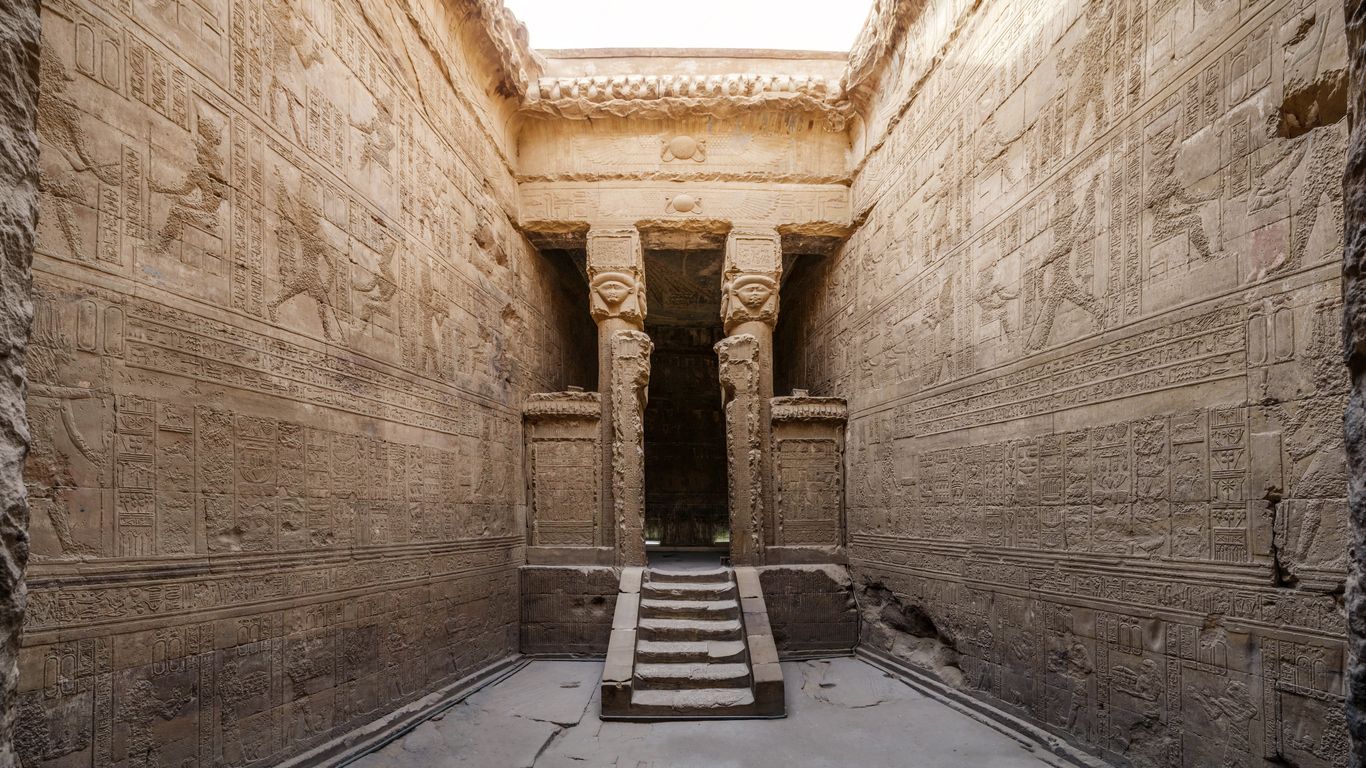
left=151, top=116, right=228, bottom=254
left=37, top=47, right=119, bottom=260
left=590, top=270, right=646, bottom=324
left=721, top=272, right=778, bottom=330
left=269, top=172, right=347, bottom=342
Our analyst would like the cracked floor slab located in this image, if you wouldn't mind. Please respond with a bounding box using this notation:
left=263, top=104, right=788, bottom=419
left=352, top=658, right=1083, bottom=767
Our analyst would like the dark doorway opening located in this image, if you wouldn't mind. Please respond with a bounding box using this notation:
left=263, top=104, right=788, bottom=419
left=643, top=249, right=728, bottom=551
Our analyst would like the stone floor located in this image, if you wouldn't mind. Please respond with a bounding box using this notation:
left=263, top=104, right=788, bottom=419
left=348, top=658, right=1080, bottom=768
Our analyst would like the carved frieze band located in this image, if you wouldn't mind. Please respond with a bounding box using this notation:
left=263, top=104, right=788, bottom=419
left=609, top=330, right=652, bottom=566
left=770, top=395, right=848, bottom=423
left=524, top=391, right=602, bottom=421
left=522, top=74, right=849, bottom=128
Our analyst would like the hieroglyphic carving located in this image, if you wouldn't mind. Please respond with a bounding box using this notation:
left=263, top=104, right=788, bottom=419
left=775, top=0, right=1352, bottom=763
left=525, top=391, right=601, bottom=548
left=21, top=0, right=592, bottom=763
left=609, top=332, right=651, bottom=567
left=771, top=394, right=846, bottom=552
left=717, top=334, right=763, bottom=565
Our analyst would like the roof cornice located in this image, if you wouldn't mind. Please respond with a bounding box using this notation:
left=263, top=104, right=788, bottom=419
left=466, top=0, right=923, bottom=130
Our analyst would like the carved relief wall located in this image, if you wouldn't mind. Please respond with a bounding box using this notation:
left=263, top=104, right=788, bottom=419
left=778, top=0, right=1351, bottom=764
left=20, top=0, right=590, bottom=764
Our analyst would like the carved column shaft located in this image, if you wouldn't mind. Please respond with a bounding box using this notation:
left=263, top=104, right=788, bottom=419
left=718, top=229, right=782, bottom=564
left=587, top=227, right=651, bottom=566
left=717, top=334, right=764, bottom=565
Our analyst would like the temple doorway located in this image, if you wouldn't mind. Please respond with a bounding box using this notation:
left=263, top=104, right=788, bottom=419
left=642, top=248, right=729, bottom=555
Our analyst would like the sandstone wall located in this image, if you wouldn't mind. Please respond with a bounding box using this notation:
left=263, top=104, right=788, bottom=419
left=17, top=0, right=591, bottom=765
left=779, top=0, right=1352, bottom=764
left=519, top=566, right=619, bottom=656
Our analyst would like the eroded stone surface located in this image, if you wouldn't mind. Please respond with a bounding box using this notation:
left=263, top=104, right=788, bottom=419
left=0, top=2, right=39, bottom=763
left=1342, top=1, right=1366, bottom=765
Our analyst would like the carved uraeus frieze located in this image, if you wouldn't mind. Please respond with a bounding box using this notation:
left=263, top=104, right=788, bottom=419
left=522, top=73, right=850, bottom=129
left=717, top=334, right=764, bottom=565
left=609, top=331, right=651, bottom=567
left=525, top=391, right=602, bottom=549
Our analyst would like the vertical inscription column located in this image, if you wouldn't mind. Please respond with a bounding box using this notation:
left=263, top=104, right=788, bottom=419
left=717, top=229, right=781, bottom=565
left=587, top=228, right=652, bottom=566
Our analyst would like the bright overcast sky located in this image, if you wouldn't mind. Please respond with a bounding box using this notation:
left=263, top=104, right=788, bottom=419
left=503, top=0, right=876, bottom=52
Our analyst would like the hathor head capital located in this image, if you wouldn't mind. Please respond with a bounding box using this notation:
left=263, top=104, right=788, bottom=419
left=590, top=270, right=646, bottom=322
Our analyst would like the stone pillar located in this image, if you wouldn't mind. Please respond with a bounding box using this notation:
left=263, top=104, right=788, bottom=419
left=717, top=229, right=781, bottom=565
left=587, top=228, right=652, bottom=566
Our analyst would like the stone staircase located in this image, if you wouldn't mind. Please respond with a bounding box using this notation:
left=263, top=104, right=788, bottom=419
left=601, top=566, right=785, bottom=719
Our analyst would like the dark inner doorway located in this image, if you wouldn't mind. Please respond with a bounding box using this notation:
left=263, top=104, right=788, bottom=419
left=643, top=249, right=727, bottom=549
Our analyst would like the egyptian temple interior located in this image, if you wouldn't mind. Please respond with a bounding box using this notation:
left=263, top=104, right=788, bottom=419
left=1, top=0, right=1363, bottom=765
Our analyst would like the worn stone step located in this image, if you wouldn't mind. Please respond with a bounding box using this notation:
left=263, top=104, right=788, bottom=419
left=645, top=568, right=731, bottom=584
left=634, top=662, right=752, bottom=690
left=641, top=581, right=736, bottom=600
left=629, top=687, right=757, bottom=713
left=639, top=598, right=739, bottom=621
left=637, top=617, right=743, bottom=642
left=635, top=639, right=747, bottom=664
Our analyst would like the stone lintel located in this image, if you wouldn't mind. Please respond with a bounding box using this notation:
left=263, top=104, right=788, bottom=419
left=519, top=182, right=850, bottom=236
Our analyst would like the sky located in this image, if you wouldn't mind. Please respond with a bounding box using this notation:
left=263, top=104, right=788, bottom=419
left=502, top=0, right=876, bottom=52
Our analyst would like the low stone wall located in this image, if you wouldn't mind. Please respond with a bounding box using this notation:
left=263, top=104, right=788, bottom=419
left=757, top=565, right=858, bottom=657
left=520, top=566, right=621, bottom=656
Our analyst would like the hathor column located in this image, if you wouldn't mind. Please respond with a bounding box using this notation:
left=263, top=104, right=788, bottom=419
left=717, top=229, right=781, bottom=566
left=586, top=228, right=652, bottom=567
